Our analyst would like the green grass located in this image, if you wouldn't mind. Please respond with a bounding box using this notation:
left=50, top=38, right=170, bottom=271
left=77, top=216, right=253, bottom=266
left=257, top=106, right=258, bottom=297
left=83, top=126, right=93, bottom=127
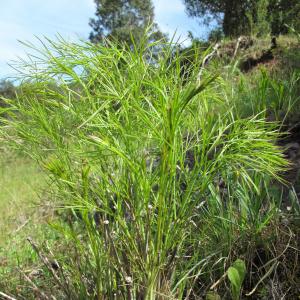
left=0, top=31, right=299, bottom=299
left=0, top=152, right=58, bottom=297
left=0, top=152, right=45, bottom=241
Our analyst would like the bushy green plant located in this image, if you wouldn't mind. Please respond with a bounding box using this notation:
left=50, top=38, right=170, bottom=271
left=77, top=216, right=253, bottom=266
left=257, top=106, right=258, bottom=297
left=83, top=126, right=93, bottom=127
left=1, top=33, right=288, bottom=299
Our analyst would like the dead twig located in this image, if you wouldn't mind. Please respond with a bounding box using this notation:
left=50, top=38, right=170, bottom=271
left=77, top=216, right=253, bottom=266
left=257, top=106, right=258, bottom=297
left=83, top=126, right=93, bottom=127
left=0, top=291, right=17, bottom=300
left=14, top=219, right=30, bottom=233
left=26, top=237, right=72, bottom=299
left=233, top=36, right=243, bottom=59
left=246, top=226, right=293, bottom=296
left=210, top=272, right=227, bottom=290
left=22, top=272, right=51, bottom=300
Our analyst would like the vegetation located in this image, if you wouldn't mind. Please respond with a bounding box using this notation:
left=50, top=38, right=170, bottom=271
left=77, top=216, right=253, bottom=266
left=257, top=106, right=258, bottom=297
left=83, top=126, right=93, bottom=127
left=1, top=0, right=300, bottom=298
left=0, top=80, right=16, bottom=109
left=0, top=29, right=299, bottom=299
left=183, top=0, right=300, bottom=37
left=0, top=151, right=56, bottom=296
left=89, top=0, right=164, bottom=44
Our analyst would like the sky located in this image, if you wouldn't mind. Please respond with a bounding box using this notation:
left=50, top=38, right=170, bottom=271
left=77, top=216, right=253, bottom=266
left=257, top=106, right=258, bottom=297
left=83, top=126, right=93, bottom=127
left=0, top=0, right=209, bottom=79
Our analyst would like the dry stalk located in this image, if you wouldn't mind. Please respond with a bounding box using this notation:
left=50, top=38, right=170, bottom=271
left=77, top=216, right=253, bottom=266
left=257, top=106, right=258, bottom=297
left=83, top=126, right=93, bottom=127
left=197, top=43, right=220, bottom=84
left=233, top=36, right=243, bottom=59
left=0, top=292, right=17, bottom=300
left=22, top=272, right=51, bottom=300
left=246, top=226, right=294, bottom=296
left=26, top=237, right=72, bottom=299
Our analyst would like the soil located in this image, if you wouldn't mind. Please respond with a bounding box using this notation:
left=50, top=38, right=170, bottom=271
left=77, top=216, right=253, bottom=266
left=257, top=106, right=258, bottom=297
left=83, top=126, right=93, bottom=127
left=240, top=49, right=275, bottom=72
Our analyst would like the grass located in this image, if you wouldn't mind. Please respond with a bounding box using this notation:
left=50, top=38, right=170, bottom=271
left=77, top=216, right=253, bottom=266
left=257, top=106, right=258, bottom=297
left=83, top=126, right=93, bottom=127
left=0, top=152, right=44, bottom=241
left=0, top=151, right=59, bottom=297
left=0, top=31, right=299, bottom=299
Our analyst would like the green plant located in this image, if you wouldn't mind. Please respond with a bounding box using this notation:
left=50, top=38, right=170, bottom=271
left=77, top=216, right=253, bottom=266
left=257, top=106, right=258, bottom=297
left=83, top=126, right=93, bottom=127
left=246, top=0, right=270, bottom=37
left=227, top=259, right=246, bottom=300
left=1, top=32, right=288, bottom=299
left=89, top=0, right=164, bottom=44
left=224, top=69, right=300, bottom=122
left=0, top=151, right=56, bottom=297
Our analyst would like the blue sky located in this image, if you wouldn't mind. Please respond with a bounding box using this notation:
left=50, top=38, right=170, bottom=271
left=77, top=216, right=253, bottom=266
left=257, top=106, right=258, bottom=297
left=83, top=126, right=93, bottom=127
left=0, top=0, right=209, bottom=79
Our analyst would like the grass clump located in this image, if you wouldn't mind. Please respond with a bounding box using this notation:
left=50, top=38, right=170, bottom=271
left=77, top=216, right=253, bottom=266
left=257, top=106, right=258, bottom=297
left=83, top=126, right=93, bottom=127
left=0, top=34, right=292, bottom=299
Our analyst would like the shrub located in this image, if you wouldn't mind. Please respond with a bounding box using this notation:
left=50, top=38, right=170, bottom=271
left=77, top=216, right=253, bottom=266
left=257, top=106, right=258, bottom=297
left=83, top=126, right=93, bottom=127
left=1, top=34, right=288, bottom=299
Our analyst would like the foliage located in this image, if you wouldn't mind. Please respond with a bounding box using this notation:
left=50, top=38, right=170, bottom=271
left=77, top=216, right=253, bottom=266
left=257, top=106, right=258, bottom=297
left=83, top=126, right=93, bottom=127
left=0, top=152, right=54, bottom=296
left=0, top=80, right=15, bottom=98
left=246, top=0, right=270, bottom=37
left=227, top=259, right=246, bottom=300
left=183, top=0, right=300, bottom=37
left=0, top=80, right=16, bottom=109
left=268, top=0, right=300, bottom=35
left=0, top=32, right=290, bottom=299
left=183, top=0, right=248, bottom=36
left=89, top=0, right=164, bottom=45
left=208, top=27, right=224, bottom=42
left=227, top=69, right=300, bottom=121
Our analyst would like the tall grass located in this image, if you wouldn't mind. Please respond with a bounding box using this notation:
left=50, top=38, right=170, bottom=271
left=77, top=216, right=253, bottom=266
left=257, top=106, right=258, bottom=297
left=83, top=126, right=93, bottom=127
left=1, top=34, right=289, bottom=299
left=226, top=69, right=300, bottom=122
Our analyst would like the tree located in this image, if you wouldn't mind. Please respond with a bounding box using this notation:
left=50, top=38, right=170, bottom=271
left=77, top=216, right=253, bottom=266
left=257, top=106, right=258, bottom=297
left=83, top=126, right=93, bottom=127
left=183, top=0, right=253, bottom=37
left=268, top=0, right=300, bottom=35
left=0, top=80, right=16, bottom=108
left=247, top=0, right=270, bottom=37
left=89, top=0, right=164, bottom=45
left=183, top=0, right=300, bottom=37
